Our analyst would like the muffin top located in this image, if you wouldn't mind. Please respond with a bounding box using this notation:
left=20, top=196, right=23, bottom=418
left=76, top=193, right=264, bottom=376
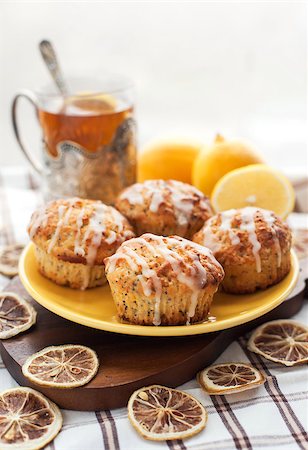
left=105, top=233, right=224, bottom=325
left=193, top=207, right=291, bottom=272
left=28, top=198, right=135, bottom=265
left=115, top=179, right=213, bottom=238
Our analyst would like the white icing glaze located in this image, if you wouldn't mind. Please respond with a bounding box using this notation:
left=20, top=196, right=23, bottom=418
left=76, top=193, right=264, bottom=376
left=28, top=205, right=50, bottom=239
left=83, top=205, right=131, bottom=252
left=149, top=189, right=165, bottom=213
left=201, top=210, right=241, bottom=253
left=200, top=224, right=222, bottom=254
left=201, top=207, right=282, bottom=273
left=120, top=183, right=144, bottom=205
left=107, top=241, right=162, bottom=324
left=74, top=208, right=86, bottom=256
left=110, top=208, right=125, bottom=232
left=119, top=180, right=209, bottom=232
left=47, top=198, right=77, bottom=253
left=219, top=209, right=241, bottom=246
left=30, top=199, right=131, bottom=271
left=125, top=245, right=162, bottom=325
left=107, top=251, right=138, bottom=274
left=169, top=187, right=195, bottom=227
left=260, top=209, right=282, bottom=267
left=47, top=205, right=66, bottom=253
left=106, top=233, right=222, bottom=325
left=186, top=291, right=199, bottom=325
left=239, top=207, right=262, bottom=272
left=81, top=203, right=109, bottom=265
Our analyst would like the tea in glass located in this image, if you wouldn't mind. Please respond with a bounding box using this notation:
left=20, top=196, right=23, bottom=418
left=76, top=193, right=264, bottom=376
left=12, top=76, right=136, bottom=204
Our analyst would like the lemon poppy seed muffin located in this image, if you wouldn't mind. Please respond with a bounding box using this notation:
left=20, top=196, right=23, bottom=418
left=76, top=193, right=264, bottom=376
left=115, top=179, right=213, bottom=239
left=105, top=233, right=224, bottom=326
left=193, top=207, right=291, bottom=294
left=28, top=198, right=135, bottom=289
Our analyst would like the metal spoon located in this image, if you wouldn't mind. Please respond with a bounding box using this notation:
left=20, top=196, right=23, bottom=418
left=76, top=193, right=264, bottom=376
left=39, top=40, right=68, bottom=96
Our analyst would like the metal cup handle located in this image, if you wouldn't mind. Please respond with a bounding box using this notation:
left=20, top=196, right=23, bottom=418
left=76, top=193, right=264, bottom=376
left=11, top=90, right=44, bottom=174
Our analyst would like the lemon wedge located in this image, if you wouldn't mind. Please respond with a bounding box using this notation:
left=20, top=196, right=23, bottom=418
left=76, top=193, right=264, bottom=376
left=211, top=164, right=295, bottom=218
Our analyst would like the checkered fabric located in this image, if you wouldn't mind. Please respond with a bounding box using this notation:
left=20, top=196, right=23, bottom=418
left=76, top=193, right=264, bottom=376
left=0, top=167, right=307, bottom=450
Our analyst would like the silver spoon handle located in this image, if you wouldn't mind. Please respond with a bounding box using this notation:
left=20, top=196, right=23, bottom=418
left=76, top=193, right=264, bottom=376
left=39, top=40, right=68, bottom=96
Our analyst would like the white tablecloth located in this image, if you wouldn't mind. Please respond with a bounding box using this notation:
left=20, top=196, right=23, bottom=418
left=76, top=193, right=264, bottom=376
left=0, top=167, right=307, bottom=450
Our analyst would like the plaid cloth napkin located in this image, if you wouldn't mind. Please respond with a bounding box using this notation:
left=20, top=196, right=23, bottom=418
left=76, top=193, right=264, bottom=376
left=0, top=167, right=307, bottom=450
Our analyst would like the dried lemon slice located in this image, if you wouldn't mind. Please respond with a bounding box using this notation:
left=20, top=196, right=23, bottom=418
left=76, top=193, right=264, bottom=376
left=22, top=344, right=99, bottom=388
left=197, top=362, right=265, bottom=395
left=0, top=244, right=24, bottom=277
left=127, top=385, right=207, bottom=441
left=0, top=292, right=36, bottom=339
left=0, top=387, right=62, bottom=450
left=248, top=320, right=308, bottom=366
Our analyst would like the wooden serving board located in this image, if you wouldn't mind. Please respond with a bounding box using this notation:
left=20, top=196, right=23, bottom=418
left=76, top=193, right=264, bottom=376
left=0, top=276, right=306, bottom=411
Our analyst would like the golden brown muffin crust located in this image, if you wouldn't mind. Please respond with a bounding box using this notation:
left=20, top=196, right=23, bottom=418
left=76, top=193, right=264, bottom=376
left=105, top=233, right=224, bottom=325
left=193, top=207, right=292, bottom=293
left=193, top=207, right=291, bottom=267
left=115, top=179, right=213, bottom=239
left=28, top=198, right=135, bottom=266
left=105, top=233, right=224, bottom=289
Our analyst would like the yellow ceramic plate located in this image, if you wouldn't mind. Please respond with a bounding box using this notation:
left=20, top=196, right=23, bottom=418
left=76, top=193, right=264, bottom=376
left=19, top=243, right=299, bottom=337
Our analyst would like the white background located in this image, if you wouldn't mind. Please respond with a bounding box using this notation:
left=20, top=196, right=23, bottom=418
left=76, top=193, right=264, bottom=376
left=0, top=1, right=306, bottom=174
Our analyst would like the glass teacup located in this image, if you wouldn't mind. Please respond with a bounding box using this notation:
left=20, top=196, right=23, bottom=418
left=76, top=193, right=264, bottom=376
left=12, top=75, right=136, bottom=204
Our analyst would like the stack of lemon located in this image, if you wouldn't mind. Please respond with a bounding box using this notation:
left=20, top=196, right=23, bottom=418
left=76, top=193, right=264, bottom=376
left=138, top=135, right=295, bottom=218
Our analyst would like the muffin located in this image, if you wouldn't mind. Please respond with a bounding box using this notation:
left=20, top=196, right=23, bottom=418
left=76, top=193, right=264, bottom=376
left=105, top=233, right=224, bottom=325
left=115, top=179, right=213, bottom=239
left=193, top=207, right=292, bottom=294
left=28, top=197, right=135, bottom=289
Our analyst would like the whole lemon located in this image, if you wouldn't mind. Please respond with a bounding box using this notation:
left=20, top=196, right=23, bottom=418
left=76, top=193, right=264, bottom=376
left=138, top=140, right=201, bottom=183
left=192, top=134, right=264, bottom=196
